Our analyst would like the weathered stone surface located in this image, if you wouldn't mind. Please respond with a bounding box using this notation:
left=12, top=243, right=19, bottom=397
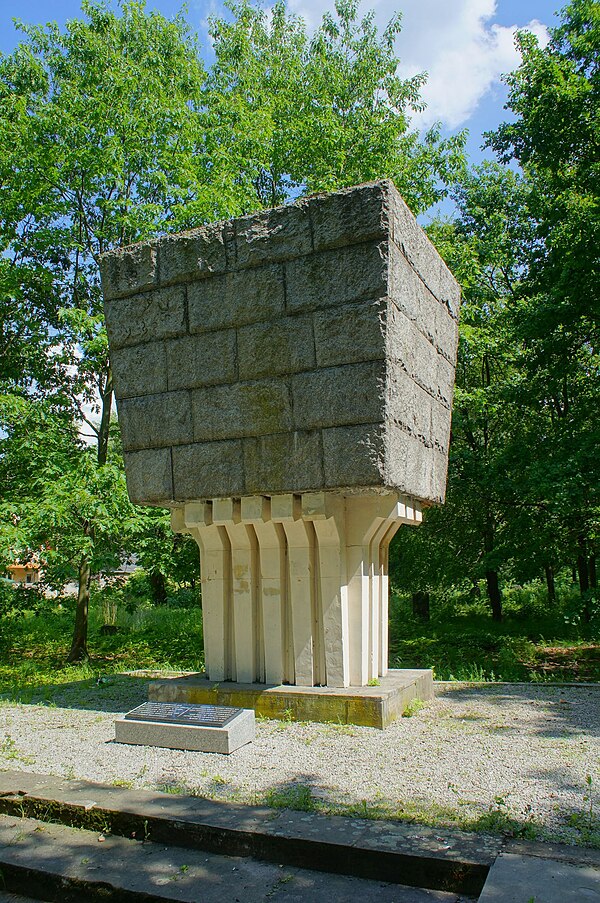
left=238, top=316, right=315, bottom=380
left=100, top=241, right=158, bottom=300
left=159, top=223, right=228, bottom=285
left=244, top=431, right=323, bottom=494
left=388, top=189, right=460, bottom=320
left=188, top=264, right=285, bottom=333
left=101, top=180, right=460, bottom=506
left=166, top=330, right=237, bottom=391
left=111, top=341, right=167, bottom=399
left=309, top=181, right=389, bottom=252
left=286, top=243, right=388, bottom=314
left=322, top=424, right=385, bottom=488
left=119, top=391, right=192, bottom=451
left=192, top=380, right=292, bottom=441
left=123, top=448, right=173, bottom=505
left=313, top=300, right=386, bottom=368
left=172, top=441, right=244, bottom=500
left=234, top=202, right=312, bottom=268
left=292, top=362, right=386, bottom=430
left=104, top=286, right=186, bottom=350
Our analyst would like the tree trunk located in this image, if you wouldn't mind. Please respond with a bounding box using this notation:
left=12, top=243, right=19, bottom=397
left=485, top=569, right=502, bottom=622
left=149, top=571, right=168, bottom=606
left=577, top=553, right=590, bottom=594
left=544, top=563, right=556, bottom=605
left=67, top=554, right=91, bottom=662
left=412, top=591, right=430, bottom=621
left=97, top=367, right=113, bottom=467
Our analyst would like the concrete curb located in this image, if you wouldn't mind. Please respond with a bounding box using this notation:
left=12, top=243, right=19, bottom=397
left=0, top=771, right=498, bottom=896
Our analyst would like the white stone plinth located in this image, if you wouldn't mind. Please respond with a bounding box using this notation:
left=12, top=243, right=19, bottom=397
left=172, top=491, right=422, bottom=689
left=114, top=707, right=255, bottom=754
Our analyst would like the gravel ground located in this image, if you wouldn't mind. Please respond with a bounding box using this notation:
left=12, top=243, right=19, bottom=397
left=0, top=678, right=598, bottom=845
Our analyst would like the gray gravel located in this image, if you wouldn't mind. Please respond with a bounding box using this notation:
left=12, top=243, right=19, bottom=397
left=1, top=679, right=598, bottom=845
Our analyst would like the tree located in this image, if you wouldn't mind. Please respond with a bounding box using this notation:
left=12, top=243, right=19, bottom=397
left=0, top=0, right=466, bottom=659
left=206, top=0, right=466, bottom=214
left=488, top=0, right=599, bottom=604
left=0, top=1, right=209, bottom=658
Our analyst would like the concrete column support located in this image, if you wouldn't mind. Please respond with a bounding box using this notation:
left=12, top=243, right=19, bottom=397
left=175, top=491, right=422, bottom=688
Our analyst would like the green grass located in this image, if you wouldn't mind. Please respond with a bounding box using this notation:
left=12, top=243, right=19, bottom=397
left=0, top=575, right=598, bottom=694
left=388, top=580, right=600, bottom=682
left=0, top=591, right=203, bottom=695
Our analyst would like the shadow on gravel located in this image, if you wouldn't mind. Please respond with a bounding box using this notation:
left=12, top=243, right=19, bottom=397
left=434, top=683, right=600, bottom=738
left=0, top=675, right=151, bottom=714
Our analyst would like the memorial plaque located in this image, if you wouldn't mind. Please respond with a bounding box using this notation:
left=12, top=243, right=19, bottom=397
left=125, top=701, right=242, bottom=728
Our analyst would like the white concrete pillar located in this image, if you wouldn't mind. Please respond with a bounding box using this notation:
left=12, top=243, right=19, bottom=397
left=173, top=491, right=422, bottom=688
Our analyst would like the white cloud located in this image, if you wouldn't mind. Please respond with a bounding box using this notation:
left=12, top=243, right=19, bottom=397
left=287, top=0, right=550, bottom=129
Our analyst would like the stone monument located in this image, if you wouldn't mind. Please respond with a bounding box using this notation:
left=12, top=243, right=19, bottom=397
left=100, top=180, right=459, bottom=726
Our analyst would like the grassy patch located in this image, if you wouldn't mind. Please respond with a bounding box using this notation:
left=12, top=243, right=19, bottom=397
left=388, top=580, right=600, bottom=682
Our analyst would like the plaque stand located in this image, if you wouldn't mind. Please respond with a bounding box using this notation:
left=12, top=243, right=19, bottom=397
left=115, top=702, right=255, bottom=754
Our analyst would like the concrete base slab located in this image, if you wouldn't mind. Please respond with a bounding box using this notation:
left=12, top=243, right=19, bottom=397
left=478, top=851, right=600, bottom=902
left=115, top=706, right=255, bottom=753
left=148, top=668, right=434, bottom=728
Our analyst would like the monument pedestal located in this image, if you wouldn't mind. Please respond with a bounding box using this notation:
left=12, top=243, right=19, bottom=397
left=148, top=669, right=433, bottom=730
left=173, top=491, right=422, bottom=691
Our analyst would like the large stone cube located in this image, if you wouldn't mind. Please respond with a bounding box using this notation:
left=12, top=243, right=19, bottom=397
left=100, top=180, right=459, bottom=507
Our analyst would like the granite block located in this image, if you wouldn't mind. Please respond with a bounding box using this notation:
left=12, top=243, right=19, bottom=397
left=238, top=316, right=315, bottom=380
left=292, top=362, right=386, bottom=430
left=123, top=448, right=173, bottom=505
left=119, top=391, right=192, bottom=451
left=111, top=342, right=167, bottom=399
left=234, top=202, right=312, bottom=268
left=322, top=424, right=385, bottom=488
left=172, top=441, right=244, bottom=501
left=104, top=286, right=186, bottom=350
left=100, top=241, right=158, bottom=301
left=159, top=223, right=227, bottom=285
left=188, top=264, right=285, bottom=333
left=309, top=181, right=389, bottom=252
left=166, top=331, right=237, bottom=391
left=313, top=300, right=386, bottom=368
left=101, top=181, right=460, bottom=506
left=192, top=380, right=292, bottom=441
left=285, top=242, right=388, bottom=314
left=243, top=430, right=323, bottom=494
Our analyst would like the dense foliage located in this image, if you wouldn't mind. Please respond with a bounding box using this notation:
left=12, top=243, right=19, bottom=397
left=0, top=0, right=597, bottom=664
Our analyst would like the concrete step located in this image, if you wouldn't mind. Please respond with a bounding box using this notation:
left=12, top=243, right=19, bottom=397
left=478, top=848, right=600, bottom=902
left=0, top=813, right=470, bottom=902
left=0, top=771, right=496, bottom=897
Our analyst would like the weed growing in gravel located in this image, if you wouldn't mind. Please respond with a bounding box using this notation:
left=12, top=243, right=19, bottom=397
left=402, top=697, right=426, bottom=717
left=265, top=783, right=316, bottom=812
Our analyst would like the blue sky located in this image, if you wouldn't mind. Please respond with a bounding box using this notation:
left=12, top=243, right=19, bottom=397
left=0, top=0, right=561, bottom=165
